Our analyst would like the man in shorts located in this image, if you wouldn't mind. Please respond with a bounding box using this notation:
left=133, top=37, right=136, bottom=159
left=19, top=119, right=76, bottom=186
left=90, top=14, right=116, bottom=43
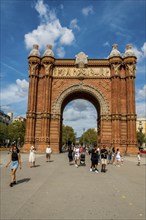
left=100, top=145, right=108, bottom=172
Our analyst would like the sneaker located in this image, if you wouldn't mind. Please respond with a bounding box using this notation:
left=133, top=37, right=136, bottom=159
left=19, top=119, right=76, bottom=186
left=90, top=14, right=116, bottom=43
left=9, top=183, right=13, bottom=187
left=90, top=168, right=92, bottom=172
left=95, top=170, right=99, bottom=173
left=13, top=181, right=16, bottom=185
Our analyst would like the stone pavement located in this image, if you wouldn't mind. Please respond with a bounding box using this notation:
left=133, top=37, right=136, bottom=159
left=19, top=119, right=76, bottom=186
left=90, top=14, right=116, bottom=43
left=0, top=151, right=146, bottom=220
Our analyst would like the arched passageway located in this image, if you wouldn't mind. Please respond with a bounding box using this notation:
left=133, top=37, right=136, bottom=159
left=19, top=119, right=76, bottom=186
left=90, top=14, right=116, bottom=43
left=60, top=93, right=100, bottom=152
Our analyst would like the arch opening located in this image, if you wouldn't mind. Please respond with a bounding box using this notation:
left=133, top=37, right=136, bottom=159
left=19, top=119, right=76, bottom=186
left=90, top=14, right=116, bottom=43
left=59, top=90, right=101, bottom=152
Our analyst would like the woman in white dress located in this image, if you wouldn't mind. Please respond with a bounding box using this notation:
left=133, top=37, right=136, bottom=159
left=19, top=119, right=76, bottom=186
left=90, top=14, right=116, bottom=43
left=115, top=148, right=121, bottom=167
left=29, top=146, right=36, bottom=168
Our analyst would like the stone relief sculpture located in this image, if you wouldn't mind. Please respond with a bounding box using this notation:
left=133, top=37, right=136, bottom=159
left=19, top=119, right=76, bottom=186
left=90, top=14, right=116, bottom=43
left=53, top=67, right=110, bottom=77
left=111, top=63, right=121, bottom=75
left=43, top=63, right=53, bottom=75
left=29, top=63, right=39, bottom=75
left=75, top=52, right=88, bottom=67
left=126, top=63, right=136, bottom=76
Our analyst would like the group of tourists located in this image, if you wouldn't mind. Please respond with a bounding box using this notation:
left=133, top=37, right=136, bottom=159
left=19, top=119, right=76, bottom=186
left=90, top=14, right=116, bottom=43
left=5, top=143, right=141, bottom=187
left=67, top=144, right=125, bottom=173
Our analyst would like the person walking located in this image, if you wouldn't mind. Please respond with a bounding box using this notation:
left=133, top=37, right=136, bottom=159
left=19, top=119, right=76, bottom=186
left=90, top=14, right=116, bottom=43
left=107, top=146, right=112, bottom=164
left=137, top=152, right=141, bottom=166
left=29, top=145, right=36, bottom=167
left=112, top=147, right=116, bottom=164
left=68, top=146, right=74, bottom=165
left=46, top=145, right=52, bottom=162
left=115, top=148, right=121, bottom=167
left=74, top=145, right=80, bottom=167
left=100, top=145, right=108, bottom=172
left=6, top=145, right=22, bottom=187
left=90, top=146, right=99, bottom=173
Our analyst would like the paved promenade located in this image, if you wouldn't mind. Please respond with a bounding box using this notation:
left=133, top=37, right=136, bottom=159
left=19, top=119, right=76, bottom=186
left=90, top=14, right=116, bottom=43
left=0, top=151, right=146, bottom=220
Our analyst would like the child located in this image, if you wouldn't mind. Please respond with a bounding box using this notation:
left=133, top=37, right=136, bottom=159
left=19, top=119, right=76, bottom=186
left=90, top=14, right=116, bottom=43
left=137, top=152, right=141, bottom=166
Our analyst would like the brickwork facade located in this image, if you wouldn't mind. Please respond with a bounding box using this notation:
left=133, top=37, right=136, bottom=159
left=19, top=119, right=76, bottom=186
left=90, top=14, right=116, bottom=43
left=23, top=44, right=137, bottom=154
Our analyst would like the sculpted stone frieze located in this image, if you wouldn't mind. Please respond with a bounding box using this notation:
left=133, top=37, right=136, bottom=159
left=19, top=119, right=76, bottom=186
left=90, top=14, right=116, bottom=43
left=53, top=67, right=110, bottom=77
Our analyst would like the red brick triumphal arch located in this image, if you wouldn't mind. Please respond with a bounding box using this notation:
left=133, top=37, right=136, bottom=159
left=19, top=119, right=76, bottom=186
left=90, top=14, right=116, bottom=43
left=23, top=44, right=137, bottom=154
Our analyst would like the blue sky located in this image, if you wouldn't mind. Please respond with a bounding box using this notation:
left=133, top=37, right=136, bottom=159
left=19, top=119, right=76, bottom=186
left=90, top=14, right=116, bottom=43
left=0, top=0, right=146, bottom=136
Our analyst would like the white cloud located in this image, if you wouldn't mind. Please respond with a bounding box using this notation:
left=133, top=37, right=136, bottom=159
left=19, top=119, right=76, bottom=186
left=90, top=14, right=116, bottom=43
left=136, top=85, right=146, bottom=118
left=56, top=46, right=65, bottom=58
left=63, top=100, right=97, bottom=136
left=24, top=0, right=75, bottom=56
left=59, top=28, right=74, bottom=45
left=1, top=79, right=29, bottom=105
left=132, top=47, right=143, bottom=61
left=34, top=0, right=56, bottom=22
left=141, top=42, right=146, bottom=57
left=133, top=42, right=146, bottom=61
left=136, top=85, right=146, bottom=100
left=103, top=41, right=110, bottom=47
left=82, top=6, right=94, bottom=16
left=70, top=19, right=80, bottom=30
left=15, top=79, right=29, bottom=97
left=136, top=102, right=146, bottom=118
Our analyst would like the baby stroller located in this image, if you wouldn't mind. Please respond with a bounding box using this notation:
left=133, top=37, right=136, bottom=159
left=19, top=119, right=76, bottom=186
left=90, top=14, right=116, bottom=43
left=80, top=153, right=86, bottom=166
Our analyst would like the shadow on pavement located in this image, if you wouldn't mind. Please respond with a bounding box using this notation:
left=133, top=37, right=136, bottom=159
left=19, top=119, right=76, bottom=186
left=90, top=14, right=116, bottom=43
left=33, top=165, right=41, bottom=167
left=17, top=178, right=31, bottom=185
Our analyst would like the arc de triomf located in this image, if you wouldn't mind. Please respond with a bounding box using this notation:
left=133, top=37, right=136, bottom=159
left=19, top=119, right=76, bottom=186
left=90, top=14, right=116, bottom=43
left=23, top=44, right=137, bottom=154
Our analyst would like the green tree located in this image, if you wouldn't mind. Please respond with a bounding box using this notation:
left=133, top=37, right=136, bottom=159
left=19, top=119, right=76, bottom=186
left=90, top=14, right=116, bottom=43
left=79, top=128, right=97, bottom=146
left=62, top=125, right=76, bottom=146
left=0, top=123, right=8, bottom=146
left=137, top=131, right=146, bottom=149
left=7, top=121, right=26, bottom=147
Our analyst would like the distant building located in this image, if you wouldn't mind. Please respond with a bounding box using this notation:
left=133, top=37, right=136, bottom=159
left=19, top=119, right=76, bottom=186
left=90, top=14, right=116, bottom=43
left=136, top=118, right=146, bottom=135
left=7, top=112, right=13, bottom=123
left=13, top=116, right=26, bottom=122
left=0, top=110, right=11, bottom=125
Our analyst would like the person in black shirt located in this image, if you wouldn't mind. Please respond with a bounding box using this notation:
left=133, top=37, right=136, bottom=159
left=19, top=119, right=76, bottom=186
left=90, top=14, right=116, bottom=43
left=68, top=146, right=73, bottom=165
left=6, top=145, right=21, bottom=187
left=100, top=145, right=108, bottom=172
left=90, top=146, right=99, bottom=173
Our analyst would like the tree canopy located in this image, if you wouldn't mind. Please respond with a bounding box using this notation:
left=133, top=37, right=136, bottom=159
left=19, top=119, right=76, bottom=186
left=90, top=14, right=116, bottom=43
left=79, top=128, right=97, bottom=146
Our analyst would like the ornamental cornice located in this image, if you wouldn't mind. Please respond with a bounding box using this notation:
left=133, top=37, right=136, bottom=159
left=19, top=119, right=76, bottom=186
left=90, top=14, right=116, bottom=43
left=41, top=56, right=55, bottom=64
left=28, top=56, right=41, bottom=64
left=26, top=112, right=36, bottom=118
left=123, top=56, right=137, bottom=64
left=108, top=57, right=123, bottom=64
left=111, top=114, right=121, bottom=120
left=54, top=59, right=110, bottom=66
